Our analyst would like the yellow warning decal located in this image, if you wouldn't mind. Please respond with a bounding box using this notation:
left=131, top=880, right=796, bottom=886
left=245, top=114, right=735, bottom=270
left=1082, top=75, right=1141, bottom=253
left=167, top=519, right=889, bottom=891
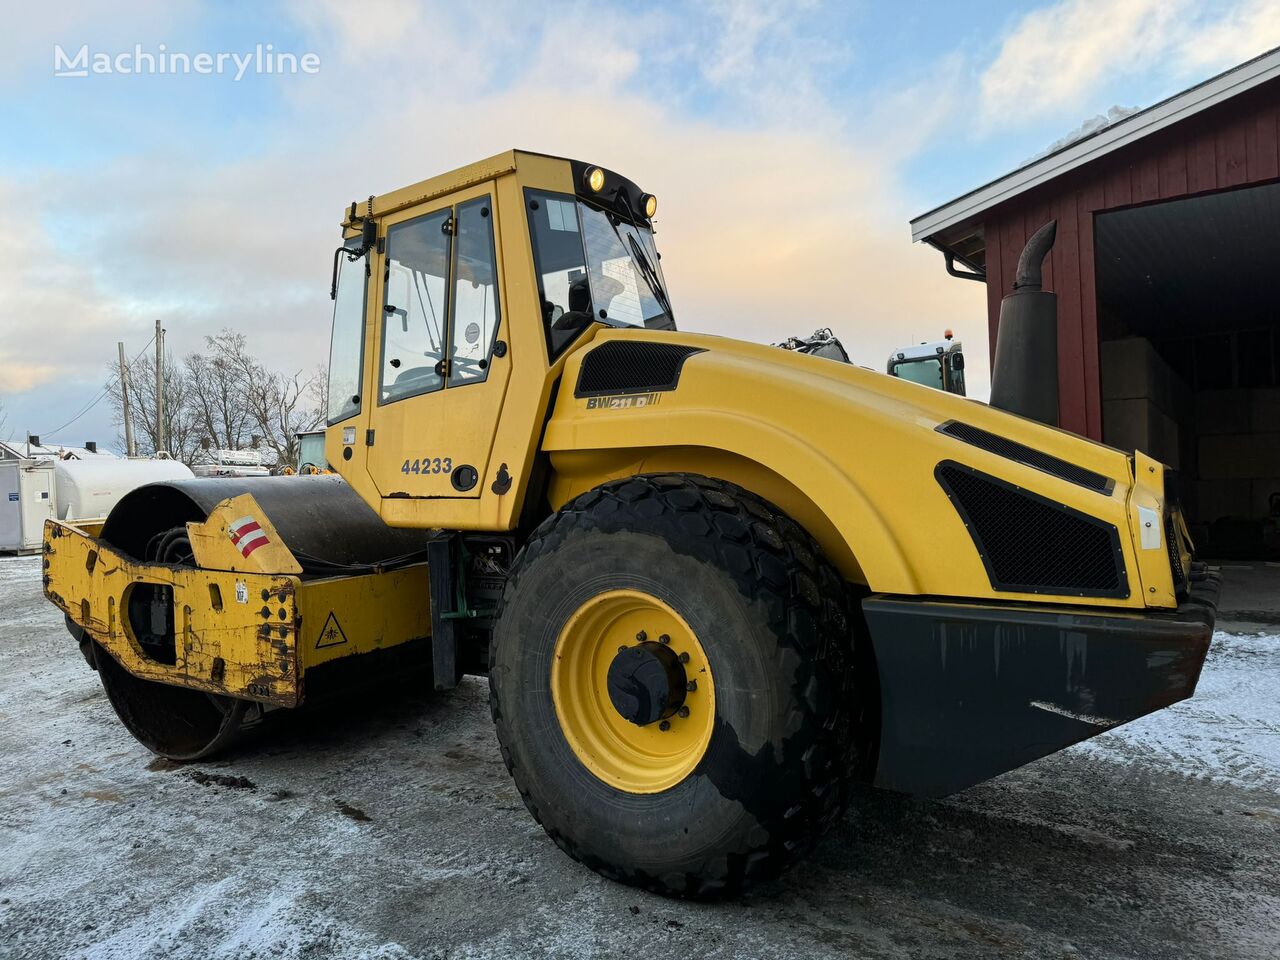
left=316, top=612, right=349, bottom=648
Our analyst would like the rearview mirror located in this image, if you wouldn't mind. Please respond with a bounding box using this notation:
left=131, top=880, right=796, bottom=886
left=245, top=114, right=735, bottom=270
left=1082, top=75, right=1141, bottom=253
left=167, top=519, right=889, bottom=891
left=952, top=353, right=965, bottom=371
left=330, top=220, right=379, bottom=301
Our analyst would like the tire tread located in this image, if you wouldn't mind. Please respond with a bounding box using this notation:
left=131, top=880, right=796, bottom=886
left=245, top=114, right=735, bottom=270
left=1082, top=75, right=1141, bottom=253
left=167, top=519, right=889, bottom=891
left=489, top=473, right=862, bottom=898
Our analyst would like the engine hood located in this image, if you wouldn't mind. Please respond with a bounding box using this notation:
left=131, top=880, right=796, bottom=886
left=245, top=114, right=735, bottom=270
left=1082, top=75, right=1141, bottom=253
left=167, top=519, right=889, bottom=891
left=543, top=329, right=1159, bottom=610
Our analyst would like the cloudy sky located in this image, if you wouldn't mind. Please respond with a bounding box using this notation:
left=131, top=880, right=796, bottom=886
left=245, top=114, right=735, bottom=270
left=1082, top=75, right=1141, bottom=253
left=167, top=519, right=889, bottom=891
left=1, top=0, right=1278, bottom=449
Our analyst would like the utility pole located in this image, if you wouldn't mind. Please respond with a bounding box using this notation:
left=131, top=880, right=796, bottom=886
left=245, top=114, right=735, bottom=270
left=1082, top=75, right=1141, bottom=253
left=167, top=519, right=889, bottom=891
left=155, top=319, right=165, bottom=455
left=117, top=341, right=136, bottom=457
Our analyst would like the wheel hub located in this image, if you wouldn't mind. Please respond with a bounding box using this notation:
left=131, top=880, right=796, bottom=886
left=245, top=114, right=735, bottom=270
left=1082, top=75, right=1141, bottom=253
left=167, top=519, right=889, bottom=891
left=606, top=642, right=687, bottom=726
left=550, top=589, right=715, bottom=793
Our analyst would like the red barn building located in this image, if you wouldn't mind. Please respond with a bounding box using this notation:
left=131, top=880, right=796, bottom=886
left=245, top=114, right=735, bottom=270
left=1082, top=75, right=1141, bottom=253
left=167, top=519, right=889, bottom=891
left=913, top=48, right=1280, bottom=556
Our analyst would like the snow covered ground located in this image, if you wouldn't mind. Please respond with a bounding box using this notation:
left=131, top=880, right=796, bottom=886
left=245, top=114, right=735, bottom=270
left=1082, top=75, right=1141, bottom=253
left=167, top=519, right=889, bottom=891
left=1077, top=626, right=1280, bottom=793
left=0, top=553, right=1277, bottom=960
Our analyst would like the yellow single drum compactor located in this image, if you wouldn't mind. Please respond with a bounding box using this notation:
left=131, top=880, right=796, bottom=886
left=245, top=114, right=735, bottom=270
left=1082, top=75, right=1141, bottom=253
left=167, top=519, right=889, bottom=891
left=43, top=151, right=1219, bottom=897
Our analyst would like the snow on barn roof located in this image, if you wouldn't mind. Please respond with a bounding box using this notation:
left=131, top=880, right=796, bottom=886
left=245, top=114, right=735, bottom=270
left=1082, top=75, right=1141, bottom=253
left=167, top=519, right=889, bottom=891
left=910, top=46, right=1280, bottom=245
left=0, top=439, right=118, bottom=461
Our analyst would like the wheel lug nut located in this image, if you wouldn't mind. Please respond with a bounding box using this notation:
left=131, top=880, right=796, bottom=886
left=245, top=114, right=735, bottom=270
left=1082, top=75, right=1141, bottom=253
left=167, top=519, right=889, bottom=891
left=659, top=720, right=671, bottom=731
left=618, top=645, right=627, bottom=654
left=686, top=680, right=697, bottom=692
left=678, top=652, right=690, bottom=664
left=678, top=706, right=690, bottom=718
left=636, top=630, right=647, bottom=642
left=658, top=634, right=670, bottom=644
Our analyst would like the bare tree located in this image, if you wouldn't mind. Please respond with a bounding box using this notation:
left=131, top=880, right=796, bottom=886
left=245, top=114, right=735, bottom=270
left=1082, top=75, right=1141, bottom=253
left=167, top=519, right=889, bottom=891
left=245, top=367, right=324, bottom=468
left=185, top=336, right=255, bottom=454
left=107, top=329, right=324, bottom=469
left=107, top=350, right=200, bottom=462
left=192, top=330, right=322, bottom=468
left=309, top=363, right=329, bottom=423
left=0, top=395, right=7, bottom=439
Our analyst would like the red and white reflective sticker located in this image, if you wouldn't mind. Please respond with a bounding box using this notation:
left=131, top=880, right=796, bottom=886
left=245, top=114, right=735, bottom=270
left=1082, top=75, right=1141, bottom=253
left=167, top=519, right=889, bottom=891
left=228, top=515, right=270, bottom=558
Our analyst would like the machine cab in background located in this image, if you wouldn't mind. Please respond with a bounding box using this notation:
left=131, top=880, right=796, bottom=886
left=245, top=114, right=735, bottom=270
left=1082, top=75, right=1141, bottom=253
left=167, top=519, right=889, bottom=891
left=323, top=150, right=675, bottom=531
left=887, top=331, right=966, bottom=396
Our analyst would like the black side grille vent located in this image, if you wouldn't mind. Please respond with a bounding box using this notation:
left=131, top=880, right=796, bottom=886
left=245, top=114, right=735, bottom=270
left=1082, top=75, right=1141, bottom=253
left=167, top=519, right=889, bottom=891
left=937, top=461, right=1128, bottom=598
left=575, top=341, right=704, bottom=398
left=1164, top=468, right=1186, bottom=591
left=1165, top=512, right=1185, bottom=590
left=939, top=421, right=1113, bottom=494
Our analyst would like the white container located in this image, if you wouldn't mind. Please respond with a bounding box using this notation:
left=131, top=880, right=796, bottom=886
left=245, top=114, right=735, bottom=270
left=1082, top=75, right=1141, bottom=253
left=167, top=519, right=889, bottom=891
left=190, top=463, right=271, bottom=478
left=190, top=448, right=272, bottom=478
left=54, top=458, right=194, bottom=522
left=0, top=460, right=57, bottom=553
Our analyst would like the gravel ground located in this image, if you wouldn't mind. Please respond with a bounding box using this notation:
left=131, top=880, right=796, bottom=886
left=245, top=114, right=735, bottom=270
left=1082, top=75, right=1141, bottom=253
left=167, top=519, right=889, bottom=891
left=0, top=554, right=1277, bottom=960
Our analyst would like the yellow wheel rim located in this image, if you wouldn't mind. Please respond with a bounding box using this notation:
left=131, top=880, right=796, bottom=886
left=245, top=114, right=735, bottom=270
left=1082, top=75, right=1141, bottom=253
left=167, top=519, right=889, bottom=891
left=551, top=589, right=715, bottom=794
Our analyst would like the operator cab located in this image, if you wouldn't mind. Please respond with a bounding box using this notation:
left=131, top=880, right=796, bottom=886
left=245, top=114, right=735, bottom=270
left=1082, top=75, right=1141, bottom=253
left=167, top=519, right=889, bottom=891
left=327, top=157, right=675, bottom=414
left=322, top=150, right=677, bottom=521
left=887, top=330, right=966, bottom=396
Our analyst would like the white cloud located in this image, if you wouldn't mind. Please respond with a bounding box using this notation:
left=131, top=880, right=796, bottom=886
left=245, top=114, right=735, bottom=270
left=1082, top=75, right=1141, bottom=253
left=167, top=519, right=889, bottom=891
left=1179, top=0, right=1280, bottom=70
left=698, top=0, right=851, bottom=125
left=10, top=0, right=1280, bottom=445
left=0, top=1, right=192, bottom=87
left=978, top=0, right=1182, bottom=127
left=2, top=0, right=987, bottom=417
left=287, top=0, right=421, bottom=61
left=0, top=178, right=161, bottom=393
left=978, top=0, right=1280, bottom=129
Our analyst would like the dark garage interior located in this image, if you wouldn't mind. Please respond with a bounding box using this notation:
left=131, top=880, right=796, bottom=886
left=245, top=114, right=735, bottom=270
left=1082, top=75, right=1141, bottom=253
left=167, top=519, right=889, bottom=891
left=1096, top=181, right=1280, bottom=557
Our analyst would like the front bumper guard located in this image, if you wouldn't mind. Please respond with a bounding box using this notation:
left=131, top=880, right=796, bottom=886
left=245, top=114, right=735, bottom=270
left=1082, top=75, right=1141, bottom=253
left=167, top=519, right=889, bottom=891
left=863, top=565, right=1220, bottom=797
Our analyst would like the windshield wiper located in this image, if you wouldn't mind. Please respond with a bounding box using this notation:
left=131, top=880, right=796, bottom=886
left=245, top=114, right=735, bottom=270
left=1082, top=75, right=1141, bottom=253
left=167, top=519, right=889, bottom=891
left=600, top=196, right=674, bottom=323
left=624, top=231, right=674, bottom=322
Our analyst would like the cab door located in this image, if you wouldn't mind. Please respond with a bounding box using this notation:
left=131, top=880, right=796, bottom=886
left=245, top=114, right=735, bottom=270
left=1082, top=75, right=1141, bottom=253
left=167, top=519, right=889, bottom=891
left=365, top=182, right=510, bottom=500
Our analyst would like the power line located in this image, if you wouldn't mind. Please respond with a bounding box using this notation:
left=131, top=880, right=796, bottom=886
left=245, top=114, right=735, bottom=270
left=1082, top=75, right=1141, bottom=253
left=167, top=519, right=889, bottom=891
left=40, top=334, right=158, bottom=440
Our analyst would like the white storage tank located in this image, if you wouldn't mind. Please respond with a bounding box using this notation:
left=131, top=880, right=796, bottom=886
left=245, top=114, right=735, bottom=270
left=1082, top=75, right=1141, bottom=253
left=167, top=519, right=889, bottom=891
left=54, top=458, right=194, bottom=522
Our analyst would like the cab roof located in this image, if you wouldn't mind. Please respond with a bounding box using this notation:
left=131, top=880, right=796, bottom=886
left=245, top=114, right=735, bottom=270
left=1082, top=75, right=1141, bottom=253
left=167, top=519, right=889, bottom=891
left=891, top=340, right=963, bottom=362
left=340, top=149, right=650, bottom=229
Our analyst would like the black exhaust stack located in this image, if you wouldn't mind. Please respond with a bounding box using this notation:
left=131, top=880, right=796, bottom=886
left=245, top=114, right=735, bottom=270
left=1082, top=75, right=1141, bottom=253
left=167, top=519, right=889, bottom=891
left=988, top=220, right=1058, bottom=426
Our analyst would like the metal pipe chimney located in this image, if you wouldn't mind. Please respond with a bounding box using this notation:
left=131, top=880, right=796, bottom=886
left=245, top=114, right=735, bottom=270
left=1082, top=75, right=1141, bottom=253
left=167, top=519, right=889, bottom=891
left=988, top=220, right=1059, bottom=426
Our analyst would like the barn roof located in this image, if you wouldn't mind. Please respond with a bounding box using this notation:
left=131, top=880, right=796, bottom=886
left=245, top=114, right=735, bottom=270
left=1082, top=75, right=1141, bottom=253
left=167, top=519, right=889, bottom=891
left=910, top=45, right=1280, bottom=257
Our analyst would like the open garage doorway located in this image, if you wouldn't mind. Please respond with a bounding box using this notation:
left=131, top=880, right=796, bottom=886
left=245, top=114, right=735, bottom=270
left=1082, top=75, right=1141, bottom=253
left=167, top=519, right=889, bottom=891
left=1096, top=181, right=1280, bottom=559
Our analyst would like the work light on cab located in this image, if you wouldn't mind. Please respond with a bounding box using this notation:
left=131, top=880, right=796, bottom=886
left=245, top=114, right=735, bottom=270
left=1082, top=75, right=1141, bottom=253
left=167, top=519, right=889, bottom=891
left=640, top=193, right=657, bottom=218
left=584, top=166, right=606, bottom=192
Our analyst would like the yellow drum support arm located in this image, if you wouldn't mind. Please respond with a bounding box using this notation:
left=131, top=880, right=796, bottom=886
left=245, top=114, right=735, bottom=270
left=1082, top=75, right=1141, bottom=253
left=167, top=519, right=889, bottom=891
left=43, top=494, right=433, bottom=708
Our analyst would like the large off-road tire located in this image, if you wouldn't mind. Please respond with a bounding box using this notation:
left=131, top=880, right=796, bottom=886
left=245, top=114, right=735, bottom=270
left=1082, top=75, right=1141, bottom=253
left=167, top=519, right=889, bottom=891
left=489, top=474, right=868, bottom=898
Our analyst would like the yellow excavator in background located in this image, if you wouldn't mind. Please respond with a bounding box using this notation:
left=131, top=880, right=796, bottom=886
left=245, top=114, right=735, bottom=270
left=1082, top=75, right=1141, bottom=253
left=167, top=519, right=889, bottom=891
left=43, top=150, right=1218, bottom=898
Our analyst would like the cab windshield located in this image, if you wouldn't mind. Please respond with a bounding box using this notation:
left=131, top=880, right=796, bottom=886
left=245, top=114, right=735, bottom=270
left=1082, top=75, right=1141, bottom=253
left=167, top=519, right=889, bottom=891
left=526, top=190, right=674, bottom=358
left=578, top=204, right=672, bottom=329
left=892, top=357, right=944, bottom=389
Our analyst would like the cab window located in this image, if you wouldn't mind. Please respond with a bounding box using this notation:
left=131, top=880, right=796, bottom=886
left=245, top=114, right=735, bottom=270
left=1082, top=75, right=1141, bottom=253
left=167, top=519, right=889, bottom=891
left=326, top=240, right=367, bottom=424
left=578, top=203, right=666, bottom=330
left=380, top=209, right=451, bottom=403
left=449, top=197, right=500, bottom=385
left=947, top=354, right=967, bottom=395
left=526, top=189, right=592, bottom=359
left=894, top=357, right=944, bottom=388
